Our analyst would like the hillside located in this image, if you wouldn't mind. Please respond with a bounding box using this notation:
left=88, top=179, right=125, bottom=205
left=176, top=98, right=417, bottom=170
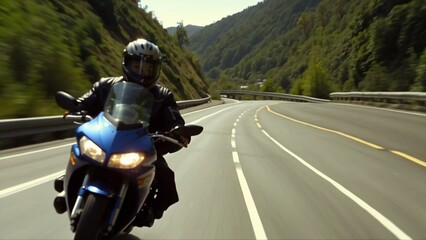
left=0, top=0, right=209, bottom=119
left=189, top=0, right=426, bottom=98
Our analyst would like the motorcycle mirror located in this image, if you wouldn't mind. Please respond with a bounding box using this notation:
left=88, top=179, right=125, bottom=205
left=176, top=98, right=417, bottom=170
left=171, top=125, right=203, bottom=137
left=55, top=91, right=78, bottom=111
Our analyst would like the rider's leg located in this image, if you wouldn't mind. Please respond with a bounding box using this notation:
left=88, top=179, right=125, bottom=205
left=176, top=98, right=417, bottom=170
left=152, top=155, right=179, bottom=219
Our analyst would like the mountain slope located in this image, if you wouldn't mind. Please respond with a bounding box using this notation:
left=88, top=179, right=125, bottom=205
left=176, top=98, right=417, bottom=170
left=189, top=0, right=320, bottom=75
left=0, top=0, right=208, bottom=118
left=189, top=0, right=426, bottom=97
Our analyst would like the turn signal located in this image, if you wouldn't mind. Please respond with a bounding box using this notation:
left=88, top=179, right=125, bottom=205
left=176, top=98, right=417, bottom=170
left=69, top=151, right=76, bottom=166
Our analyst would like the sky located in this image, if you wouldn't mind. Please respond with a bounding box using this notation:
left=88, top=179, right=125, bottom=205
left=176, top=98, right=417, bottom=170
left=139, top=0, right=264, bottom=28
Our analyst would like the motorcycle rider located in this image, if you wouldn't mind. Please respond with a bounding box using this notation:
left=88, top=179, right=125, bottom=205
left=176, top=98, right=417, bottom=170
left=61, top=38, right=189, bottom=227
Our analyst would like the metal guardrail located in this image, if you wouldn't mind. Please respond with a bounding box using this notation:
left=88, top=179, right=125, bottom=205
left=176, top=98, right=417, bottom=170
left=329, top=91, right=426, bottom=103
left=330, top=91, right=426, bottom=111
left=2, top=90, right=424, bottom=149
left=219, top=90, right=329, bottom=103
left=177, top=95, right=211, bottom=109
left=220, top=90, right=426, bottom=111
left=0, top=96, right=211, bottom=149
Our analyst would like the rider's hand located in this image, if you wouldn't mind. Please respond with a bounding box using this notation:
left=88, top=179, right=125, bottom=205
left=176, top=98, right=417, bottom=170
left=63, top=110, right=80, bottom=118
left=63, top=111, right=70, bottom=119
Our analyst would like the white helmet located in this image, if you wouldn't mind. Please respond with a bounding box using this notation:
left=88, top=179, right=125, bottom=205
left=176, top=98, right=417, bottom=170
left=122, top=39, right=162, bottom=87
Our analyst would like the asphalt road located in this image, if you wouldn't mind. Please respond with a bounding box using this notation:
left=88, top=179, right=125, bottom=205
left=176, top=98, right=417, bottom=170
left=0, top=99, right=425, bottom=239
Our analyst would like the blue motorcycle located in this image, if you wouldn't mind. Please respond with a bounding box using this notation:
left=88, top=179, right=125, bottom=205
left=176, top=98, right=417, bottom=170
left=53, top=82, right=203, bottom=239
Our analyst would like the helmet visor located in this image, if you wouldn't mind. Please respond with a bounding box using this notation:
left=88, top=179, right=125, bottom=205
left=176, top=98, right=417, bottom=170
left=138, top=58, right=161, bottom=80
left=126, top=56, right=160, bottom=80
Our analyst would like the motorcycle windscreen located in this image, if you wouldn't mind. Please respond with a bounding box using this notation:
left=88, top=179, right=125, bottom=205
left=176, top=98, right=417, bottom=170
left=104, top=82, right=154, bottom=128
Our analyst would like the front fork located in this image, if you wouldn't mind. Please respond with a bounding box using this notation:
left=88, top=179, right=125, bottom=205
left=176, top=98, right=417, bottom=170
left=107, top=183, right=128, bottom=232
left=70, top=173, right=129, bottom=234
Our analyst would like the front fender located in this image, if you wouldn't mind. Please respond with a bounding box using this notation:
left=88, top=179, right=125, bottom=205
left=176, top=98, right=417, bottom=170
left=82, top=182, right=115, bottom=198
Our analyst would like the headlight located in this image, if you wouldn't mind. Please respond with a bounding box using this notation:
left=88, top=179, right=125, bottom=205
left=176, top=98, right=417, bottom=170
left=79, top=136, right=106, bottom=163
left=108, top=152, right=145, bottom=169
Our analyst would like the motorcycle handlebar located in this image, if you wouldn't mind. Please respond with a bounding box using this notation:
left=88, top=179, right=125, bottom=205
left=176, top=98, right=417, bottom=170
left=150, top=134, right=185, bottom=148
left=64, top=114, right=93, bottom=122
left=62, top=115, right=190, bottom=148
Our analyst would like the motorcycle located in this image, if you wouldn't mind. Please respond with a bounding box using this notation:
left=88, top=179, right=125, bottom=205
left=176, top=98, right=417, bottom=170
left=52, top=81, right=203, bottom=239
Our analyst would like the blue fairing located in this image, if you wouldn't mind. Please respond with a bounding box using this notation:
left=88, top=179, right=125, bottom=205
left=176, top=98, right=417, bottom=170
left=72, top=143, right=80, bottom=156
left=76, top=112, right=156, bottom=160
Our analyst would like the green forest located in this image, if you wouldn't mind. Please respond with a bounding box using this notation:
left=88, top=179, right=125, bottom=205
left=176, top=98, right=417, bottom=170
left=190, top=0, right=426, bottom=99
left=0, top=0, right=208, bottom=119
left=2, top=0, right=425, bottom=119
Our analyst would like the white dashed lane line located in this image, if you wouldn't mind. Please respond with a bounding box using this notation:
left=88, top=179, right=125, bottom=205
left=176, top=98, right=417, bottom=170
left=231, top=109, right=268, bottom=240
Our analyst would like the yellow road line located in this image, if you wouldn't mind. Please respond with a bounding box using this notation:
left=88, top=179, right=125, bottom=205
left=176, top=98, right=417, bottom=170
left=391, top=150, right=426, bottom=167
left=265, top=105, right=425, bottom=168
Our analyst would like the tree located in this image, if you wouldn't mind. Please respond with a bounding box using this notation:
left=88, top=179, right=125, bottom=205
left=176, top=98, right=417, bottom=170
left=316, top=2, right=330, bottom=27
left=360, top=63, right=390, bottom=91
left=297, top=12, right=316, bottom=39
left=412, top=48, right=426, bottom=91
left=217, top=74, right=238, bottom=90
left=175, top=21, right=189, bottom=48
left=260, top=79, right=275, bottom=92
left=298, top=59, right=335, bottom=98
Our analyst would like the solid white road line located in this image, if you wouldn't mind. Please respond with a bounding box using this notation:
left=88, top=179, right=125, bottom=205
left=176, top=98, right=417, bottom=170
left=0, top=143, right=73, bottom=161
left=188, top=106, right=235, bottom=124
left=260, top=129, right=412, bottom=240
left=0, top=170, right=65, bottom=199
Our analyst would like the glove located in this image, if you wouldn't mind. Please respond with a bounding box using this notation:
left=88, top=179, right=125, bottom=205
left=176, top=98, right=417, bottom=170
left=179, top=136, right=191, bottom=147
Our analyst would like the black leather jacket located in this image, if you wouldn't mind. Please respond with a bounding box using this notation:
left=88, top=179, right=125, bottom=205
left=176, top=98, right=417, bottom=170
left=77, top=77, right=185, bottom=155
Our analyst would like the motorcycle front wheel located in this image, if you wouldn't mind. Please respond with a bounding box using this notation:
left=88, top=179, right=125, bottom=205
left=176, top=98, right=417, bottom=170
left=74, top=193, right=109, bottom=240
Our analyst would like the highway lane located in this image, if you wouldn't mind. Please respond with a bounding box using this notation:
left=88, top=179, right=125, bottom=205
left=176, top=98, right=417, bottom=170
left=0, top=100, right=425, bottom=239
left=250, top=102, right=426, bottom=239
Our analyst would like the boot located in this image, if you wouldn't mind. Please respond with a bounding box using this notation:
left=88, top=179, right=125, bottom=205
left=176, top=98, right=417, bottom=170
left=132, top=207, right=154, bottom=227
left=152, top=202, right=165, bottom=219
